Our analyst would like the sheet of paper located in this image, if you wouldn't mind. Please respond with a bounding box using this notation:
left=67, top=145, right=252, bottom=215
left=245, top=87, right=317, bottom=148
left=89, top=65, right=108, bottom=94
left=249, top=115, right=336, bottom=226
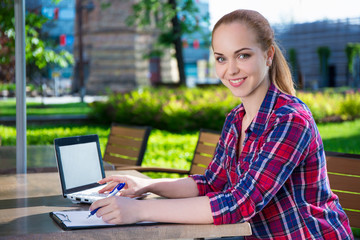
left=52, top=210, right=155, bottom=228
left=53, top=211, right=115, bottom=227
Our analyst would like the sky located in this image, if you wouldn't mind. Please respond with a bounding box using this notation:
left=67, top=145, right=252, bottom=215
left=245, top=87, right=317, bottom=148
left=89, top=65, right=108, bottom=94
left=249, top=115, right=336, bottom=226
left=208, top=0, right=360, bottom=28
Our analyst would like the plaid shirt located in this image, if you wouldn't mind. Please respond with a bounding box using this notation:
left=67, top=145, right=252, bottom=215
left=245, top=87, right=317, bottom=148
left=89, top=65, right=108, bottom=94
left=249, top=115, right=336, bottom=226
left=191, top=84, right=353, bottom=239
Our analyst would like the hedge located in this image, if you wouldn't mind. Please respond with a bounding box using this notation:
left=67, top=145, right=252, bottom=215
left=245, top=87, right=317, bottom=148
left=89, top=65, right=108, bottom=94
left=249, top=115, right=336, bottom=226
left=88, top=86, right=360, bottom=132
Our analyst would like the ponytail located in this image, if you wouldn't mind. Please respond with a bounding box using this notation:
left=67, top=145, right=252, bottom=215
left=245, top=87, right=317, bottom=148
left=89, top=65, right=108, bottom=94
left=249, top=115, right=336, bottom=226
left=270, top=43, right=296, bottom=96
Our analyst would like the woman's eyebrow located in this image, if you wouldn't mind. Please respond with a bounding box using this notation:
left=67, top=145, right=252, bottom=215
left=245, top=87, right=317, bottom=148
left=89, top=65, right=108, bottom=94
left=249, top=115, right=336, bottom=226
left=214, top=47, right=252, bottom=56
left=213, top=52, right=223, bottom=55
left=234, top=48, right=252, bottom=54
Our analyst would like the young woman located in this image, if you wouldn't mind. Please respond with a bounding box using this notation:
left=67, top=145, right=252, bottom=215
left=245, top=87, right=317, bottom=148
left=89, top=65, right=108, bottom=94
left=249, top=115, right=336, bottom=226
left=90, top=9, right=353, bottom=239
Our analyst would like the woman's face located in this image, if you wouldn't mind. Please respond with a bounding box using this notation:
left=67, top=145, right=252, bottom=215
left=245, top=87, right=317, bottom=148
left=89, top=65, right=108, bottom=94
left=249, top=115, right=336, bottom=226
left=212, top=22, right=273, bottom=99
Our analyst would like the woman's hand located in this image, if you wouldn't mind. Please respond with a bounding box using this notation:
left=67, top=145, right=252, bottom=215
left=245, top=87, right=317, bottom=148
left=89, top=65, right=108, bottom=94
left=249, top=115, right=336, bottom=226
left=97, top=175, right=151, bottom=198
left=90, top=196, right=142, bottom=225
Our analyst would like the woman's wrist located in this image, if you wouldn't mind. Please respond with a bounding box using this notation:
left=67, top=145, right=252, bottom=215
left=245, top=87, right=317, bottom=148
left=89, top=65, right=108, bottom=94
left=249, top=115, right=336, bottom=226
left=136, top=199, right=151, bottom=222
left=134, top=197, right=214, bottom=224
left=142, top=177, right=199, bottom=198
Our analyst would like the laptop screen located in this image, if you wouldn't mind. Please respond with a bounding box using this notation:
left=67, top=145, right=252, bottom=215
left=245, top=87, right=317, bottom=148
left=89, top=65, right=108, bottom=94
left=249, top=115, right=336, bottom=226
left=59, top=142, right=103, bottom=189
left=54, top=135, right=106, bottom=194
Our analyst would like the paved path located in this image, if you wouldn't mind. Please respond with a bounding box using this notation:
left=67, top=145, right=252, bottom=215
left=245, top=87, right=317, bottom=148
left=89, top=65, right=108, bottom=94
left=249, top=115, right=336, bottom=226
left=0, top=95, right=107, bottom=125
left=0, top=95, right=107, bottom=104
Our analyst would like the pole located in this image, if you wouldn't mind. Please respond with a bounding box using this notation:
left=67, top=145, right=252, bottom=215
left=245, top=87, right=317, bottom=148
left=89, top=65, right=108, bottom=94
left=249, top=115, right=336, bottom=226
left=15, top=0, right=27, bottom=174
left=76, top=0, right=85, bottom=102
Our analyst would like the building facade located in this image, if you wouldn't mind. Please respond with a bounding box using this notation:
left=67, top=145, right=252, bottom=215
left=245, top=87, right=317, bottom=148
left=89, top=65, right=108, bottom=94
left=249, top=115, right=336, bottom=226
left=77, top=0, right=211, bottom=93
left=275, top=18, right=360, bottom=89
left=77, top=0, right=154, bottom=94
left=27, top=1, right=360, bottom=93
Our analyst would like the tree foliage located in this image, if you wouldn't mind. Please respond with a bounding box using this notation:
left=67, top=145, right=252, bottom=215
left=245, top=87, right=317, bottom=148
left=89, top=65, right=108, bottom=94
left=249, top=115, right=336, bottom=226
left=0, top=0, right=74, bottom=83
left=345, top=43, right=360, bottom=74
left=127, top=0, right=209, bottom=48
left=126, top=0, right=210, bottom=85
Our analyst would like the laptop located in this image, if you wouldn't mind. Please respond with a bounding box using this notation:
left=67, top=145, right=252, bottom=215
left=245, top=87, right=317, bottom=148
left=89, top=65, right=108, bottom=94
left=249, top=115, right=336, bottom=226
left=54, top=134, right=108, bottom=204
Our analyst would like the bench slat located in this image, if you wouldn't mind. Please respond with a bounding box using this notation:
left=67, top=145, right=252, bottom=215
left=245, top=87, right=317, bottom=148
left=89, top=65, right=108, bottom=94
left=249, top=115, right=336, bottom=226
left=111, top=126, right=146, bottom=138
left=192, top=154, right=213, bottom=166
left=108, top=136, right=142, bottom=148
left=190, top=164, right=207, bottom=175
left=344, top=210, right=360, bottom=229
left=103, top=154, right=137, bottom=166
left=196, top=143, right=217, bottom=156
left=106, top=145, right=139, bottom=159
left=328, top=174, right=360, bottom=194
left=326, top=155, right=360, bottom=176
left=199, top=132, right=220, bottom=145
left=333, top=191, right=360, bottom=211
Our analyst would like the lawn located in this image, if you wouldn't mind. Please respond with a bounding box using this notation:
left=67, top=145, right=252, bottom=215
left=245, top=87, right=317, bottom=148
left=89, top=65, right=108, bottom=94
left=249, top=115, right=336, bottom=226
left=0, top=119, right=359, bottom=178
left=0, top=100, right=91, bottom=116
left=317, top=119, right=360, bottom=154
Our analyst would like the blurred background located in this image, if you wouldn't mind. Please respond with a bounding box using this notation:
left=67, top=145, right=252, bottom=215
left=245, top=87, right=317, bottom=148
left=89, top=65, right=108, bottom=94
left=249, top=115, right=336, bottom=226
left=1, top=0, right=360, bottom=96
left=0, top=0, right=359, bottom=176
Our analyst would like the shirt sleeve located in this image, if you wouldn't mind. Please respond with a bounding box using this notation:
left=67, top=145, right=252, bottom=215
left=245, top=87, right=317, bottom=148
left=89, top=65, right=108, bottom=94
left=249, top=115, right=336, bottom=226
left=193, top=112, right=312, bottom=225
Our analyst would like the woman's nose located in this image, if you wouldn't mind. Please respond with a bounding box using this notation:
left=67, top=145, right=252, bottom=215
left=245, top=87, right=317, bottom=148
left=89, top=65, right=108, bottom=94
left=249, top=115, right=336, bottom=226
left=228, top=60, right=239, bottom=75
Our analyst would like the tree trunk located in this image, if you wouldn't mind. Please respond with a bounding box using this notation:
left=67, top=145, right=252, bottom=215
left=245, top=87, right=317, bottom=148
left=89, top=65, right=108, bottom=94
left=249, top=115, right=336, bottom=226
left=169, top=0, right=186, bottom=86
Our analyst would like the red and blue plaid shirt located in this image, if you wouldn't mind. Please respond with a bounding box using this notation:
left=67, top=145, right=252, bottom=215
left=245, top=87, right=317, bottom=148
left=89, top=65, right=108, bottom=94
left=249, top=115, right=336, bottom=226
left=191, top=84, right=353, bottom=239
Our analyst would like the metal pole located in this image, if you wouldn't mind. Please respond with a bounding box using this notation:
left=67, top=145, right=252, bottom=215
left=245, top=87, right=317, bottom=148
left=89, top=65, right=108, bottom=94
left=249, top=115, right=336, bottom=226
left=15, top=0, right=27, bottom=174
left=76, top=0, right=85, bottom=102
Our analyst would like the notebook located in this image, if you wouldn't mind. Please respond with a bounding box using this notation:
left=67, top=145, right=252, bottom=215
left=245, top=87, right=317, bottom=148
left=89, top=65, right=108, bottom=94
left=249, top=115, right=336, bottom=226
left=54, top=134, right=108, bottom=204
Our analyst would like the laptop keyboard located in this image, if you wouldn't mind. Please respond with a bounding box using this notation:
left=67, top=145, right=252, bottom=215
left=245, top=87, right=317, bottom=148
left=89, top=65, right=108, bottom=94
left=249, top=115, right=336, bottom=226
left=76, top=192, right=107, bottom=198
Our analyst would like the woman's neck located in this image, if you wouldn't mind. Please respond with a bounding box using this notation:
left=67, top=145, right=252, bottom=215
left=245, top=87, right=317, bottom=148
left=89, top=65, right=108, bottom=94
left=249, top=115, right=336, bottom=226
left=241, top=79, right=270, bottom=122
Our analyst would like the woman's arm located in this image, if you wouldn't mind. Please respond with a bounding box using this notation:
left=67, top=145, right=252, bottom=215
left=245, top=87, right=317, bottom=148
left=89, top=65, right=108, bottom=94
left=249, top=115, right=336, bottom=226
left=90, top=195, right=214, bottom=225
left=202, top=113, right=313, bottom=225
left=144, top=177, right=199, bottom=198
left=98, top=175, right=199, bottom=198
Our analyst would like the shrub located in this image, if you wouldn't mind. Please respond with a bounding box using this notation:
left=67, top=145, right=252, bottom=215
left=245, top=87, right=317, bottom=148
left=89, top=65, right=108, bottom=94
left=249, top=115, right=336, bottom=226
left=89, top=87, right=360, bottom=132
left=89, top=86, right=241, bottom=132
left=337, top=93, right=360, bottom=120
left=297, top=92, right=339, bottom=122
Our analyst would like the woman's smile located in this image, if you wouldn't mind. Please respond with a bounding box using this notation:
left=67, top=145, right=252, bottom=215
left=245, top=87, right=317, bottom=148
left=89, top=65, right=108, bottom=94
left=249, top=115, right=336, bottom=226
left=229, top=77, right=247, bottom=87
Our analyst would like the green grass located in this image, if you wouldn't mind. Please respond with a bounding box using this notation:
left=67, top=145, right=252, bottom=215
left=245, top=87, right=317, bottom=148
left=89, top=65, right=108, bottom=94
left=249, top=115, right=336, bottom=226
left=0, top=119, right=359, bottom=179
left=0, top=100, right=91, bottom=116
left=141, top=130, right=197, bottom=178
left=0, top=119, right=359, bottom=176
left=317, top=119, right=360, bottom=154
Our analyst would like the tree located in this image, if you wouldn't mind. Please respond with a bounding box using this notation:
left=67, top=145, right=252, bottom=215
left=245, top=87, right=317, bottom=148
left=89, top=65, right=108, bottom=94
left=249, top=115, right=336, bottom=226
left=317, top=46, right=331, bottom=88
left=0, top=0, right=74, bottom=84
left=345, top=43, right=360, bottom=88
left=126, top=0, right=210, bottom=86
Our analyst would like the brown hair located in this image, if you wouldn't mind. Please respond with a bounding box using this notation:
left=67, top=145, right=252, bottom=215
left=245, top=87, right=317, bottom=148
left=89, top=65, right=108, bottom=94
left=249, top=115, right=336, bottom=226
left=212, top=9, right=296, bottom=96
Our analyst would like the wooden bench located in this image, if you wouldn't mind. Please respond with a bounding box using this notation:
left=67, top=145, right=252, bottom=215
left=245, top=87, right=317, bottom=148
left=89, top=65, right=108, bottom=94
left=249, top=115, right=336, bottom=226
left=326, top=151, right=360, bottom=231
left=104, top=126, right=220, bottom=175
left=103, top=124, right=152, bottom=169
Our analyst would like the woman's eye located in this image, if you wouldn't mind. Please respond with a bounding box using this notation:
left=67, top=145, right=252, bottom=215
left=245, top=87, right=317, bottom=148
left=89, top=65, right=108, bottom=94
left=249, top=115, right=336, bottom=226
left=238, top=54, right=250, bottom=59
left=216, top=57, right=225, bottom=63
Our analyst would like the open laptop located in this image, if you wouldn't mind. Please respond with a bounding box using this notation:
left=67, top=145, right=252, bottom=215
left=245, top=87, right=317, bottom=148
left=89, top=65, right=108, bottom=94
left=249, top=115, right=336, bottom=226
left=54, top=134, right=108, bottom=204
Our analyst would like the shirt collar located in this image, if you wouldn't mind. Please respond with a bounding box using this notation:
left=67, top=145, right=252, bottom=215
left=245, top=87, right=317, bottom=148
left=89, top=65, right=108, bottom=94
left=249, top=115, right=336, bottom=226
left=231, top=83, right=280, bottom=135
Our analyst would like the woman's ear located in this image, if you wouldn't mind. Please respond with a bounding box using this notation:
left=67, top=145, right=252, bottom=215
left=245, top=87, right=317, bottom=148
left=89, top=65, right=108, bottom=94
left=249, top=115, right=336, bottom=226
left=266, top=45, right=275, bottom=66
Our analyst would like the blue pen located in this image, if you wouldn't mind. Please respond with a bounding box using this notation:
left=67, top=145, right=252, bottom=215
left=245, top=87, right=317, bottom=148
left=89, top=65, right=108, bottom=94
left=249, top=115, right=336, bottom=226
left=87, top=182, right=126, bottom=219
